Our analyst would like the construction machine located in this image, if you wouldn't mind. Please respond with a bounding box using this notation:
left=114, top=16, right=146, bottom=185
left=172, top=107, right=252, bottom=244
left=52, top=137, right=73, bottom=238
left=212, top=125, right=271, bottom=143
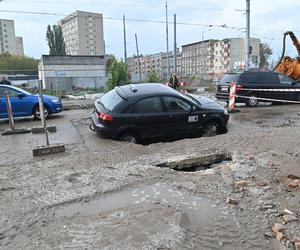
left=273, top=31, right=300, bottom=80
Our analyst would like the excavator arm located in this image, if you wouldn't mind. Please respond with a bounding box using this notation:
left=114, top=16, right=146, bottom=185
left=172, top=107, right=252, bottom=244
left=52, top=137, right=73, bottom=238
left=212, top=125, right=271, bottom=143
left=273, top=31, right=300, bottom=80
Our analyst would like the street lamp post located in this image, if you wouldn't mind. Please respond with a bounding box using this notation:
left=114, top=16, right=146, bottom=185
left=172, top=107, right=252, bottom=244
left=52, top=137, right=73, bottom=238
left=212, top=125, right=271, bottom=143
left=201, top=27, right=212, bottom=81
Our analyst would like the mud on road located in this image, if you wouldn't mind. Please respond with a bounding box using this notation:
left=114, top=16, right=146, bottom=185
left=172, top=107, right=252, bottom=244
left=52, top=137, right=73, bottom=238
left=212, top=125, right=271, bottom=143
left=0, top=104, right=300, bottom=249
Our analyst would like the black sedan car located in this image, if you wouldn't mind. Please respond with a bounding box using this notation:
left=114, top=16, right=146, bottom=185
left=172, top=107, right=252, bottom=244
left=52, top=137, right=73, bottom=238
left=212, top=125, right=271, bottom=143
left=91, top=83, right=229, bottom=143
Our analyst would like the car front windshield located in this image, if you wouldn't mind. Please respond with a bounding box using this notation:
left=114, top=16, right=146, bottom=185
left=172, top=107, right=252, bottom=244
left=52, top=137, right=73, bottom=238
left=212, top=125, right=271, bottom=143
left=182, top=93, right=199, bottom=106
left=11, top=86, right=32, bottom=95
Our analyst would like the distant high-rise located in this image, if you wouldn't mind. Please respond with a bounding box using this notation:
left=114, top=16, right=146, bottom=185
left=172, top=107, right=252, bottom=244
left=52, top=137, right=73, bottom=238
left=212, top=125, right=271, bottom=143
left=59, top=10, right=105, bottom=56
left=15, top=36, right=24, bottom=56
left=0, top=19, right=18, bottom=55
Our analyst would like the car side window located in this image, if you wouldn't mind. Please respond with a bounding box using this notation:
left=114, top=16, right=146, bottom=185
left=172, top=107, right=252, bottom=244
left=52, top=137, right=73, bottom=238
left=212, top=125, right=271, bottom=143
left=0, top=88, right=19, bottom=97
left=261, top=73, right=278, bottom=84
left=278, top=74, right=293, bottom=85
left=134, top=97, right=163, bottom=113
left=0, top=87, right=5, bottom=97
left=240, top=73, right=260, bottom=83
left=163, top=96, right=191, bottom=112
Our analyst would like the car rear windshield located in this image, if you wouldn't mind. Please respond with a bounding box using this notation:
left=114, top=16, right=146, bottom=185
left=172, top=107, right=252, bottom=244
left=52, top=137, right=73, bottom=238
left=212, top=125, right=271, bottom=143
left=100, top=89, right=124, bottom=111
left=219, top=74, right=240, bottom=85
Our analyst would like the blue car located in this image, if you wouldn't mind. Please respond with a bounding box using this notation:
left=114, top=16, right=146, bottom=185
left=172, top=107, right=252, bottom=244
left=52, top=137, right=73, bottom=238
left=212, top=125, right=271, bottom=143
left=0, top=85, right=63, bottom=119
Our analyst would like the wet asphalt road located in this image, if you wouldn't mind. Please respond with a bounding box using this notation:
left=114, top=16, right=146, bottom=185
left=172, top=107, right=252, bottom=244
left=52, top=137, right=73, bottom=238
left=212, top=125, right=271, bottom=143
left=0, top=103, right=300, bottom=249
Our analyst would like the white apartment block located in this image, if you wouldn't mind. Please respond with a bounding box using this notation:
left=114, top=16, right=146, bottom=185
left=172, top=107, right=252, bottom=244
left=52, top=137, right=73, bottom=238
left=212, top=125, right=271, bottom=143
left=182, top=38, right=260, bottom=80
left=213, top=38, right=260, bottom=77
left=59, top=11, right=105, bottom=56
left=0, top=19, right=16, bottom=55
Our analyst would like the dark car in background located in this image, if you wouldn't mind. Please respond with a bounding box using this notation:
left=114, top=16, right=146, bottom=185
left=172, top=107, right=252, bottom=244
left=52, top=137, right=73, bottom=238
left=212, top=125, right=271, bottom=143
left=91, top=83, right=229, bottom=143
left=216, top=71, right=300, bottom=107
left=0, top=85, right=62, bottom=119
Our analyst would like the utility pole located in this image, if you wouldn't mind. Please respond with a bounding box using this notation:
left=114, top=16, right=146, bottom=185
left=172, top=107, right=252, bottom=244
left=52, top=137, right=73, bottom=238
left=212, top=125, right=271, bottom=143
left=165, top=0, right=170, bottom=78
left=123, top=14, right=127, bottom=65
left=135, top=33, right=142, bottom=82
left=246, top=0, right=250, bottom=70
left=173, top=13, right=177, bottom=75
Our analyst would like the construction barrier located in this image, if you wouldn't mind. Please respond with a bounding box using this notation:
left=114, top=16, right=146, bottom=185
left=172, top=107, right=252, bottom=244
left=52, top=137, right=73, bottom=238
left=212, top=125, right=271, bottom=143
left=219, top=86, right=300, bottom=106
left=228, top=82, right=237, bottom=110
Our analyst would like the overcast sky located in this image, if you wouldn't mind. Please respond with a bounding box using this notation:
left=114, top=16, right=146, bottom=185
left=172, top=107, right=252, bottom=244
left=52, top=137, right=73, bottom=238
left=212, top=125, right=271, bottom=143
left=1, top=0, right=300, bottom=61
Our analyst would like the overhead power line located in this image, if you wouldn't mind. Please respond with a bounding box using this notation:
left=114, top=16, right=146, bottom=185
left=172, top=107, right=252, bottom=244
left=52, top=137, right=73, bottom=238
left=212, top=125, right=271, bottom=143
left=4, top=0, right=244, bottom=12
left=0, top=9, right=247, bottom=31
left=0, top=9, right=299, bottom=33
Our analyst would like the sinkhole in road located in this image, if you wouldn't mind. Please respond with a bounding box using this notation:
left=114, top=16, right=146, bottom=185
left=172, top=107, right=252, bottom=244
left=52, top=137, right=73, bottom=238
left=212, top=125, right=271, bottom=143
left=156, top=152, right=232, bottom=172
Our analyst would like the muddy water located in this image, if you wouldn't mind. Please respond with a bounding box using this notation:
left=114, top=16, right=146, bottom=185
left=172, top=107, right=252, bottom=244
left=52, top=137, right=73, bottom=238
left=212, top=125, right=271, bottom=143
left=57, top=183, right=237, bottom=233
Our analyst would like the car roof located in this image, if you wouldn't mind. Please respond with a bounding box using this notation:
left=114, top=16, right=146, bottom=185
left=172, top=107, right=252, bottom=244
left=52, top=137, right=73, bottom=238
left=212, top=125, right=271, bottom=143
left=115, top=83, right=178, bottom=99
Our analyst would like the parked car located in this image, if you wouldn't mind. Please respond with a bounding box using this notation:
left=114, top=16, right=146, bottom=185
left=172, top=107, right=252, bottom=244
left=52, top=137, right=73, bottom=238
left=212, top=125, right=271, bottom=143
left=91, top=83, right=229, bottom=143
left=0, top=85, right=62, bottom=119
left=216, top=71, right=300, bottom=107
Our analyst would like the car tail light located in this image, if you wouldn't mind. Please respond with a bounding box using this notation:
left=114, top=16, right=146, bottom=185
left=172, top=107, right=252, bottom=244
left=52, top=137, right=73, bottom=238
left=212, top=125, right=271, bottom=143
left=97, top=112, right=113, bottom=121
left=236, top=85, right=244, bottom=91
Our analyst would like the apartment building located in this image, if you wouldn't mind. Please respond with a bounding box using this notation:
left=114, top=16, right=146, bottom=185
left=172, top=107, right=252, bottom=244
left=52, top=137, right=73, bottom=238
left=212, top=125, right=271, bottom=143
left=59, top=11, right=105, bottom=56
left=127, top=51, right=182, bottom=82
left=182, top=38, right=260, bottom=80
left=213, top=38, right=260, bottom=77
left=181, top=39, right=218, bottom=79
left=15, top=36, right=24, bottom=56
left=0, top=19, right=24, bottom=56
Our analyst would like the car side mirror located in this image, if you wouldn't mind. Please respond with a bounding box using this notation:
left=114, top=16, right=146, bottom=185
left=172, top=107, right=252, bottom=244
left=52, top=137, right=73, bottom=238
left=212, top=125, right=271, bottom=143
left=292, top=81, right=299, bottom=85
left=17, top=93, right=26, bottom=98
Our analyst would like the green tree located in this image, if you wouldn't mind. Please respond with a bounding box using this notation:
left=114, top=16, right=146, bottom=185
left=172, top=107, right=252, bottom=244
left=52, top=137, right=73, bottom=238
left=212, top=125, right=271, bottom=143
left=107, top=56, right=130, bottom=90
left=147, top=71, right=161, bottom=83
left=46, top=25, right=66, bottom=55
left=0, top=53, right=38, bottom=75
left=259, top=43, right=273, bottom=68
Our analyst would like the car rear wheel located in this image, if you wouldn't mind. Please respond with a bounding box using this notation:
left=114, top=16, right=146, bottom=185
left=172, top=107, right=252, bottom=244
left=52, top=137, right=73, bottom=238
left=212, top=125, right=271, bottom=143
left=245, top=93, right=258, bottom=107
left=119, top=133, right=139, bottom=144
left=33, top=105, right=50, bottom=120
left=202, top=121, right=220, bottom=137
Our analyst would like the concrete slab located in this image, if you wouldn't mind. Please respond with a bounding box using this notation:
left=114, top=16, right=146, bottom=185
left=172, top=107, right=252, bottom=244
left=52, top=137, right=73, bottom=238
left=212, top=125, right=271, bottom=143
left=1, top=128, right=31, bottom=136
left=31, top=125, right=57, bottom=134
left=32, top=143, right=65, bottom=156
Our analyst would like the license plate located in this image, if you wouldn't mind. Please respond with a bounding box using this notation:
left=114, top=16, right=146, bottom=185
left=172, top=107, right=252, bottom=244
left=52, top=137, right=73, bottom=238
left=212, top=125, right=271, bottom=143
left=221, top=86, right=228, bottom=92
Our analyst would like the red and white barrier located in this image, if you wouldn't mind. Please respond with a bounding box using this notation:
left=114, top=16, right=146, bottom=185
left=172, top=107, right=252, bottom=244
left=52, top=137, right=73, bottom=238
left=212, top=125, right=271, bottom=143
left=228, top=82, right=236, bottom=110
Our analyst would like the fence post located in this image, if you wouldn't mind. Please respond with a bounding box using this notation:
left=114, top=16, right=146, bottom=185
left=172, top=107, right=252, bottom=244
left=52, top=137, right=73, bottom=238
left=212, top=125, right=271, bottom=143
left=38, top=80, right=49, bottom=146
left=5, top=91, right=15, bottom=130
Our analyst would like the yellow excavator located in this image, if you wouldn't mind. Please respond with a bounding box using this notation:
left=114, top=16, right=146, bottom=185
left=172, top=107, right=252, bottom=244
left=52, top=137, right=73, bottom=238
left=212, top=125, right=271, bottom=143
left=273, top=31, right=300, bottom=80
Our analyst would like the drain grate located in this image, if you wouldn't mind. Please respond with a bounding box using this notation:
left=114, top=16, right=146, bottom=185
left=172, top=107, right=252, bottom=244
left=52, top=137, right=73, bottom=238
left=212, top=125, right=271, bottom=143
left=156, top=152, right=232, bottom=172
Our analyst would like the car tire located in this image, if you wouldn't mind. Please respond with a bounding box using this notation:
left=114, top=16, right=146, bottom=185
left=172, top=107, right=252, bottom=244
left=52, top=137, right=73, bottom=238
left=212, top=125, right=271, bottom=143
left=202, top=121, right=220, bottom=137
left=245, top=93, right=258, bottom=107
left=119, top=133, right=139, bottom=144
left=33, top=105, right=50, bottom=120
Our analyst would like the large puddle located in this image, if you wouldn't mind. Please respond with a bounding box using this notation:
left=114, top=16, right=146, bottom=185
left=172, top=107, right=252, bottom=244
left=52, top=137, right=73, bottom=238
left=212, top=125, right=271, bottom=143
left=56, top=183, right=234, bottom=231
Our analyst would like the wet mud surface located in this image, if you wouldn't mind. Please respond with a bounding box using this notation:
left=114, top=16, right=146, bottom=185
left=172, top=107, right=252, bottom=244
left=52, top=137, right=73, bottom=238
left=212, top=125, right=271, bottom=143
left=0, top=104, right=300, bottom=249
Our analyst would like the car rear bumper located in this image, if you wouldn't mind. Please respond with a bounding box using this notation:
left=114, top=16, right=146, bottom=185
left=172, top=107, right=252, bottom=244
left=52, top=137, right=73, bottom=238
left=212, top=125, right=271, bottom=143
left=91, top=111, right=114, bottom=138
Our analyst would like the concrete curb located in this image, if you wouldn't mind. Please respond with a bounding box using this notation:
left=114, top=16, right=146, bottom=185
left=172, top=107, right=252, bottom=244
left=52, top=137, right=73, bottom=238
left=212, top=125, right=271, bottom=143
left=1, top=128, right=31, bottom=136
left=32, top=143, right=65, bottom=156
